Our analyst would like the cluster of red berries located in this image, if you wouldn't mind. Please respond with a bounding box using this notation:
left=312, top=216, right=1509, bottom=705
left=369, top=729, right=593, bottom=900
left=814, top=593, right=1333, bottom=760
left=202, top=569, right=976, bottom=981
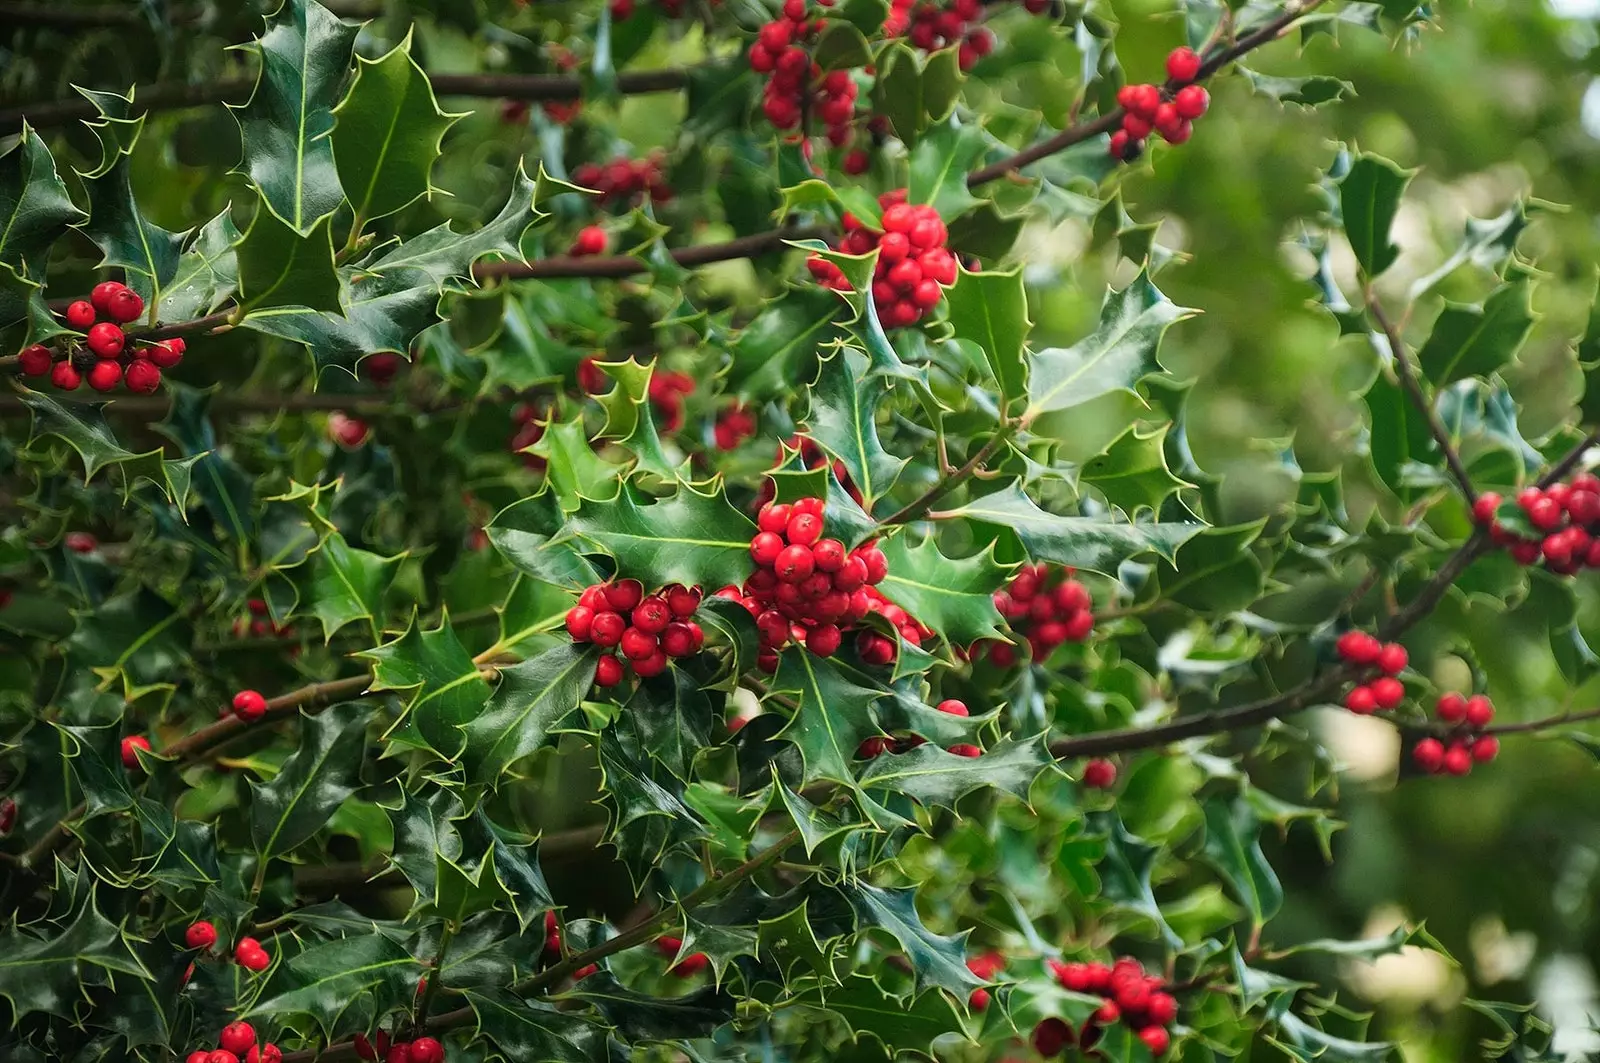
left=183, top=1022, right=282, bottom=1063
left=655, top=935, right=711, bottom=976
left=966, top=950, right=1004, bottom=1010
left=1108, top=48, right=1210, bottom=162
left=1036, top=957, right=1179, bottom=1057
left=807, top=191, right=956, bottom=327
left=1334, top=631, right=1409, bottom=715
left=17, top=282, right=186, bottom=392
left=982, top=564, right=1094, bottom=666
left=1474, top=477, right=1600, bottom=572
left=748, top=3, right=858, bottom=142
left=569, top=225, right=611, bottom=258
left=886, top=0, right=995, bottom=71
left=715, top=497, right=908, bottom=668
left=566, top=579, right=706, bottom=686
left=713, top=405, right=759, bottom=450
left=184, top=921, right=272, bottom=972
left=573, top=153, right=673, bottom=208
left=856, top=698, right=983, bottom=759
left=353, top=1032, right=445, bottom=1063
left=1413, top=693, right=1499, bottom=776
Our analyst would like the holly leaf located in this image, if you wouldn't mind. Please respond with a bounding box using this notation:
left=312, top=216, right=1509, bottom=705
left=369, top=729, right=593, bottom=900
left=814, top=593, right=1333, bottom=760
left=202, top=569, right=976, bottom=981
left=1240, top=70, right=1355, bottom=107
left=242, top=934, right=421, bottom=1037
left=790, top=975, right=970, bottom=1055
left=0, top=124, right=87, bottom=279
left=240, top=267, right=441, bottom=381
left=64, top=589, right=191, bottom=693
left=1414, top=281, right=1534, bottom=387
left=17, top=387, right=196, bottom=504
left=157, top=208, right=241, bottom=322
left=1080, top=423, right=1191, bottom=516
left=802, top=348, right=908, bottom=509
left=486, top=491, right=603, bottom=588
left=873, top=44, right=963, bottom=147
left=250, top=702, right=369, bottom=864
left=626, top=669, right=717, bottom=781
left=859, top=736, right=1051, bottom=808
left=235, top=195, right=343, bottom=313
left=944, top=264, right=1029, bottom=405
left=597, top=728, right=708, bottom=886
left=433, top=847, right=516, bottom=924
left=725, top=285, right=844, bottom=402
left=876, top=534, right=1008, bottom=646
left=592, top=359, right=677, bottom=481
left=1091, top=811, right=1182, bottom=948
left=0, top=890, right=149, bottom=1022
left=362, top=616, right=492, bottom=761
left=906, top=118, right=984, bottom=219
left=73, top=89, right=184, bottom=298
left=466, top=990, right=611, bottom=1063
left=231, top=0, right=360, bottom=232
left=1409, top=199, right=1535, bottom=300
left=555, top=480, right=757, bottom=591
left=531, top=411, right=630, bottom=513
left=330, top=29, right=462, bottom=228
left=838, top=882, right=980, bottom=996
left=1339, top=152, right=1413, bottom=279
left=562, top=972, right=735, bottom=1042
left=1025, top=271, right=1195, bottom=421
left=1201, top=794, right=1283, bottom=927
left=458, top=643, right=597, bottom=789
left=770, top=650, right=884, bottom=788
left=285, top=530, right=403, bottom=642
left=1148, top=522, right=1267, bottom=613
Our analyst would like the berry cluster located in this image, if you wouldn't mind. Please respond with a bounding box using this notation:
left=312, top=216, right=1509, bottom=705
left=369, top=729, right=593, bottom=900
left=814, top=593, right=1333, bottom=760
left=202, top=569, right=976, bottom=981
left=1334, top=631, right=1409, bottom=715
left=566, top=580, right=706, bottom=686
left=806, top=191, right=956, bottom=328
left=748, top=2, right=857, bottom=140
left=886, top=0, right=995, bottom=71
left=713, top=404, right=758, bottom=450
left=17, top=282, right=186, bottom=393
left=352, top=1032, right=445, bottom=1063
left=1475, top=477, right=1600, bottom=572
left=856, top=697, right=982, bottom=759
left=1413, top=693, right=1500, bottom=776
left=570, top=225, right=611, bottom=258
left=977, top=564, right=1094, bottom=667
left=183, top=1022, right=282, bottom=1063
left=965, top=950, right=1004, bottom=1010
left=1108, top=48, right=1211, bottom=163
left=572, top=153, right=673, bottom=208
left=716, top=497, right=905, bottom=668
left=655, top=935, right=711, bottom=976
left=1037, top=957, right=1179, bottom=1057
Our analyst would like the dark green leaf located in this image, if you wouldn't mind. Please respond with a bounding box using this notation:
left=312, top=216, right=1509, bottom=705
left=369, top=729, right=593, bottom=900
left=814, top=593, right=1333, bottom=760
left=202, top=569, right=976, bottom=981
left=876, top=534, right=1008, bottom=646
left=362, top=617, right=492, bottom=760
left=562, top=972, right=734, bottom=1042
left=555, top=480, right=757, bottom=592
left=1338, top=153, right=1412, bottom=279
left=0, top=125, right=86, bottom=278
left=242, top=934, right=420, bottom=1036
left=1414, top=281, right=1533, bottom=387
left=838, top=882, right=980, bottom=996
left=235, top=197, right=343, bottom=313
left=459, top=643, right=597, bottom=788
left=0, top=891, right=149, bottom=1022
left=466, top=990, right=611, bottom=1063
left=771, top=650, right=884, bottom=787
left=859, top=736, right=1052, bottom=808
left=944, top=265, right=1029, bottom=405
left=802, top=348, right=908, bottom=509
left=1200, top=795, right=1283, bottom=926
left=250, top=702, right=369, bottom=863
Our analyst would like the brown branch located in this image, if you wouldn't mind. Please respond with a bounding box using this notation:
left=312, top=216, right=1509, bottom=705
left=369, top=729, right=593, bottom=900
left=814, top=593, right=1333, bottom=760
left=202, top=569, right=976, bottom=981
left=1479, top=705, right=1600, bottom=738
left=888, top=424, right=1016, bottom=525
left=1366, top=293, right=1477, bottom=505
left=162, top=673, right=376, bottom=763
left=966, top=0, right=1328, bottom=188
left=474, top=223, right=828, bottom=281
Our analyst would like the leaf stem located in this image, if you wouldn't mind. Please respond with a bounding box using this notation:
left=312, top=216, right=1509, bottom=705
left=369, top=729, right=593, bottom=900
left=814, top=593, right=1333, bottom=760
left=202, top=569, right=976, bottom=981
left=416, top=920, right=456, bottom=1027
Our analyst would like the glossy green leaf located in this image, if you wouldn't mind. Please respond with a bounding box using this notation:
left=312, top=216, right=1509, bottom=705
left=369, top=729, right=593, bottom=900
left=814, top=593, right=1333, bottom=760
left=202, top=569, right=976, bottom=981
left=725, top=286, right=844, bottom=401
left=873, top=45, right=964, bottom=147
left=250, top=702, right=369, bottom=863
left=242, top=934, right=420, bottom=1035
left=555, top=481, right=757, bottom=592
left=73, top=90, right=183, bottom=298
left=17, top=387, right=196, bottom=504
left=802, top=348, right=908, bottom=509
left=593, top=358, right=678, bottom=481
left=838, top=882, right=981, bottom=996
left=876, top=534, right=1008, bottom=646
left=0, top=124, right=86, bottom=279
left=1414, top=281, right=1533, bottom=387
left=363, top=617, right=492, bottom=760
left=1338, top=153, right=1412, bottom=279
left=859, top=736, right=1051, bottom=808
left=771, top=650, right=884, bottom=787
left=235, top=196, right=343, bottom=313
left=288, top=531, right=403, bottom=642
left=1149, top=522, right=1267, bottom=613
left=792, top=975, right=970, bottom=1055
left=487, top=491, right=603, bottom=589
left=459, top=643, right=598, bottom=788
left=1201, top=794, right=1284, bottom=926
left=1080, top=423, right=1191, bottom=516
left=466, top=990, right=611, bottom=1063
left=563, top=972, right=735, bottom=1041
left=944, top=265, right=1029, bottom=405
left=0, top=892, right=149, bottom=1022
left=1408, top=199, right=1534, bottom=299
left=156, top=208, right=241, bottom=322
left=906, top=119, right=984, bottom=219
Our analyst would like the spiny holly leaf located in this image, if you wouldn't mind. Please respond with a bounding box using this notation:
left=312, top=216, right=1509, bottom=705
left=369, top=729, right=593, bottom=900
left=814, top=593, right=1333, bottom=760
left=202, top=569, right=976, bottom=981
left=487, top=491, right=603, bottom=588
left=562, top=972, right=735, bottom=1042
left=362, top=616, right=492, bottom=760
left=0, top=258, right=52, bottom=331
left=231, top=0, right=360, bottom=232
left=790, top=975, right=971, bottom=1055
left=873, top=43, right=964, bottom=147
left=725, top=285, right=844, bottom=401
left=906, top=118, right=984, bottom=219
left=1409, top=199, right=1535, bottom=299
left=456, top=809, right=556, bottom=930
left=770, top=650, right=884, bottom=787
left=838, top=882, right=981, bottom=996
left=1364, top=369, right=1433, bottom=502
left=594, top=358, right=678, bottom=480
left=250, top=702, right=369, bottom=864
left=1271, top=1012, right=1393, bottom=1063
left=1080, top=423, right=1192, bottom=516
left=1241, top=69, right=1355, bottom=107
left=240, top=267, right=442, bottom=381
left=387, top=787, right=463, bottom=908
left=234, top=195, right=343, bottom=313
left=555, top=480, right=757, bottom=591
left=1200, top=794, right=1284, bottom=927
left=876, top=534, right=1008, bottom=646
left=330, top=29, right=462, bottom=228
left=758, top=894, right=846, bottom=981
left=596, top=728, right=708, bottom=886
left=157, top=208, right=241, bottom=322
left=1275, top=923, right=1447, bottom=962
left=1025, top=271, right=1196, bottom=421
left=802, top=348, right=908, bottom=510
left=1148, top=522, right=1267, bottom=613
left=285, top=531, right=403, bottom=643
left=433, top=846, right=516, bottom=924
left=458, top=643, right=597, bottom=789
left=0, top=890, right=149, bottom=1022
left=1414, top=281, right=1534, bottom=387
left=242, top=934, right=421, bottom=1037
left=1338, top=152, right=1413, bottom=280
left=17, top=387, right=196, bottom=504
left=944, top=264, right=1029, bottom=406
left=64, top=589, right=191, bottom=694
left=1091, top=811, right=1182, bottom=948
left=58, top=721, right=138, bottom=816
left=0, top=124, right=86, bottom=279
left=627, top=668, right=717, bottom=781
left=533, top=411, right=630, bottom=513
left=697, top=596, right=762, bottom=693
left=465, top=990, right=611, bottom=1063
left=858, top=736, right=1051, bottom=808
left=73, top=88, right=183, bottom=298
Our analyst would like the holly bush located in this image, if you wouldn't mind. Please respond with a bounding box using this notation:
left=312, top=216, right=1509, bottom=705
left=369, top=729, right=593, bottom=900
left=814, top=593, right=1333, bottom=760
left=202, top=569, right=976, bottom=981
left=2, top=0, right=1598, bottom=1060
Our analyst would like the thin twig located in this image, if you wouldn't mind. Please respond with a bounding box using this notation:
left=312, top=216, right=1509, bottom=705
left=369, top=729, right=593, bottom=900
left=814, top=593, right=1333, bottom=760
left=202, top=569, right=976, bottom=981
left=886, top=424, right=1015, bottom=525
left=1366, top=293, right=1477, bottom=505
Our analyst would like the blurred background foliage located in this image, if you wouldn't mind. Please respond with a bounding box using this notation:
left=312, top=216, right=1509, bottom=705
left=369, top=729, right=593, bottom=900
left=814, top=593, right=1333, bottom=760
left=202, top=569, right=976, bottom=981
left=9, top=0, right=1600, bottom=1057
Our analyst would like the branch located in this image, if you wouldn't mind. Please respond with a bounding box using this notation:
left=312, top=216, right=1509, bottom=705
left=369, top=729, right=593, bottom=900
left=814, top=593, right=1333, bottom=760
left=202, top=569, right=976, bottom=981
left=1366, top=293, right=1477, bottom=505
left=886, top=423, right=1015, bottom=525
left=0, top=390, right=475, bottom=419
left=474, top=223, right=828, bottom=281
left=161, top=673, right=376, bottom=763
left=1479, top=705, right=1600, bottom=738
left=967, top=0, right=1328, bottom=187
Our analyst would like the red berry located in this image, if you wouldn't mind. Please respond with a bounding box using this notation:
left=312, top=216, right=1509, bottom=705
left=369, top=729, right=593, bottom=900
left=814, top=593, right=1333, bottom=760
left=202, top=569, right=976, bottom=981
left=1031, top=1018, right=1073, bottom=1058
left=948, top=743, right=982, bottom=758
left=87, top=359, right=123, bottom=392
left=220, top=1022, right=257, bottom=1056
left=595, top=654, right=625, bottom=687
left=1082, top=758, right=1117, bottom=789
left=385, top=1046, right=411, bottom=1063
left=1413, top=737, right=1445, bottom=773
left=1435, top=693, right=1468, bottom=723
left=858, top=631, right=896, bottom=666
left=590, top=611, right=626, bottom=647
left=806, top=623, right=842, bottom=656
left=1166, top=45, right=1202, bottom=83
left=354, top=1034, right=377, bottom=1061
left=661, top=622, right=696, bottom=658
left=247, top=1047, right=283, bottom=1063
left=90, top=281, right=124, bottom=313
left=185, top=921, right=218, bottom=949
left=751, top=531, right=785, bottom=566
left=86, top=321, right=125, bottom=358
left=1528, top=497, right=1564, bottom=530
left=620, top=626, right=658, bottom=661
left=1471, top=491, right=1502, bottom=524
left=121, top=735, right=151, bottom=769
left=812, top=539, right=847, bottom=572
left=1138, top=1026, right=1172, bottom=1056
left=1093, top=1000, right=1121, bottom=1025
left=1145, top=992, right=1178, bottom=1024
left=50, top=361, right=81, bottom=390
left=408, top=1038, right=443, bottom=1063
left=759, top=502, right=793, bottom=534
left=665, top=584, right=701, bottom=617
left=858, top=547, right=888, bottom=584
left=566, top=605, right=595, bottom=641
left=571, top=225, right=610, bottom=257
left=605, top=580, right=644, bottom=612
left=787, top=511, right=823, bottom=546
left=18, top=344, right=52, bottom=376
left=65, top=300, right=96, bottom=329
left=1472, top=735, right=1501, bottom=762
left=1335, top=630, right=1382, bottom=665
left=124, top=359, right=162, bottom=393
left=632, top=596, right=671, bottom=634
left=208, top=1053, right=241, bottom=1063
left=1173, top=83, right=1209, bottom=119
left=232, top=690, right=268, bottom=722
left=149, top=339, right=183, bottom=369
left=106, top=286, right=145, bottom=324
left=1343, top=686, right=1377, bottom=715
left=774, top=544, right=816, bottom=583
left=1443, top=743, right=1472, bottom=776
left=935, top=699, right=969, bottom=716
left=235, top=937, right=270, bottom=971
left=1464, top=695, right=1494, bottom=728
left=190, top=1053, right=210, bottom=1063
left=1370, top=677, right=1405, bottom=710
left=1376, top=642, right=1408, bottom=676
